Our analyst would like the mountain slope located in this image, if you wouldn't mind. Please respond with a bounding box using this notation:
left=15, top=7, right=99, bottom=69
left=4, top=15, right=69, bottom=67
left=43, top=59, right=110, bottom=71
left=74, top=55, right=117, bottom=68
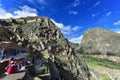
left=0, top=16, right=90, bottom=80
left=80, top=27, right=120, bottom=56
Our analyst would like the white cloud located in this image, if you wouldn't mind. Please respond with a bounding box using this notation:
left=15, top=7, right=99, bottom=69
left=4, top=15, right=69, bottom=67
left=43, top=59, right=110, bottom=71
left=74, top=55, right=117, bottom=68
left=0, top=5, right=37, bottom=19
left=27, top=0, right=46, bottom=10
left=106, top=11, right=112, bottom=16
left=73, top=0, right=81, bottom=7
left=38, top=0, right=46, bottom=4
left=93, top=1, right=101, bottom=8
left=117, top=31, right=120, bottom=33
left=69, top=11, right=78, bottom=15
left=72, top=26, right=82, bottom=31
left=111, top=28, right=120, bottom=33
left=51, top=19, right=83, bottom=43
left=113, top=30, right=120, bottom=33
left=14, top=5, right=37, bottom=18
left=51, top=19, right=82, bottom=35
left=92, top=14, right=96, bottom=17
left=51, top=19, right=71, bottom=35
left=69, top=35, right=83, bottom=43
left=113, top=20, right=120, bottom=26
left=0, top=7, right=14, bottom=19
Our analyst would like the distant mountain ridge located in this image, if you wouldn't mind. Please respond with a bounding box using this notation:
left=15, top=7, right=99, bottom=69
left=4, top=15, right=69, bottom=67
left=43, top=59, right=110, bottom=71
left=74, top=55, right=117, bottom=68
left=79, top=27, right=120, bottom=56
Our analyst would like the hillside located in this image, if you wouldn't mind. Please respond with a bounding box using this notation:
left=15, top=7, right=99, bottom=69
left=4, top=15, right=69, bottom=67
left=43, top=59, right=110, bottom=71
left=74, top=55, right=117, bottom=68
left=80, top=27, right=120, bottom=56
left=0, top=16, right=90, bottom=80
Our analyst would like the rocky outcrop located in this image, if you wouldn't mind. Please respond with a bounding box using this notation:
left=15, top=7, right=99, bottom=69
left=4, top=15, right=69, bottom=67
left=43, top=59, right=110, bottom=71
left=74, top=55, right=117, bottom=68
left=0, top=16, right=90, bottom=80
left=0, top=27, right=13, bottom=41
left=0, top=27, right=22, bottom=57
left=80, top=27, right=120, bottom=56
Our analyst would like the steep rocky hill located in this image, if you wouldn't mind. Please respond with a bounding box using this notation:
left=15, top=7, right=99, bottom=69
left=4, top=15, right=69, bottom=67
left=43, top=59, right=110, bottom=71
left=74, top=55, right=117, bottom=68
left=0, top=16, right=90, bottom=80
left=80, top=27, right=120, bottom=56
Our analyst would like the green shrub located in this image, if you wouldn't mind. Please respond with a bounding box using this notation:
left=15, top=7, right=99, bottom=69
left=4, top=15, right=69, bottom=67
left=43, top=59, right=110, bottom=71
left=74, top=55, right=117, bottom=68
left=90, top=51, right=101, bottom=55
left=16, top=26, right=22, bottom=34
left=106, top=52, right=115, bottom=56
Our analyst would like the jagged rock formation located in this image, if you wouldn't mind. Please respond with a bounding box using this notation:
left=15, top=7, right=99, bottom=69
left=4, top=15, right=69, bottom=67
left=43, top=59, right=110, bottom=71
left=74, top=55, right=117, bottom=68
left=69, top=41, right=79, bottom=50
left=80, top=27, right=120, bottom=56
left=0, top=16, right=90, bottom=80
left=0, top=27, right=13, bottom=41
left=0, top=27, right=21, bottom=53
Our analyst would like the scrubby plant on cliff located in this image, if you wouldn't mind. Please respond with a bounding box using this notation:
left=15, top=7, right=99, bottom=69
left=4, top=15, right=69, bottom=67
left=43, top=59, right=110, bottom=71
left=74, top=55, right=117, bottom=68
left=106, top=52, right=115, bottom=56
left=90, top=51, right=101, bottom=55
left=15, top=26, right=22, bottom=34
left=55, top=57, right=62, bottom=65
left=77, top=49, right=101, bottom=55
left=76, top=47, right=84, bottom=54
left=30, top=40, right=38, bottom=45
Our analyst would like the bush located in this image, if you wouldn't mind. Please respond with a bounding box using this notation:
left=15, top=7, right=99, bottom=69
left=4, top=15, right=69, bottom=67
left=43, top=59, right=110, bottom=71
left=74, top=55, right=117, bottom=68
left=106, top=52, right=115, bottom=56
left=16, top=26, right=22, bottom=34
left=83, top=51, right=101, bottom=55
left=90, top=51, right=101, bottom=55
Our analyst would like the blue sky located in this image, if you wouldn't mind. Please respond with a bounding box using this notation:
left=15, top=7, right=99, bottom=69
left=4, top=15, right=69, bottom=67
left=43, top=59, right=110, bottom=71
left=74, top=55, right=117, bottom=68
left=0, top=0, right=120, bottom=43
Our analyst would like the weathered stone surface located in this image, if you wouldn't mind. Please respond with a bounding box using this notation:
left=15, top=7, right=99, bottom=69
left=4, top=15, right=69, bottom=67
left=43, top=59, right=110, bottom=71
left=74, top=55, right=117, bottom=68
left=1, top=71, right=26, bottom=80
left=0, top=27, right=22, bottom=56
left=0, top=60, right=8, bottom=75
left=0, top=16, right=90, bottom=80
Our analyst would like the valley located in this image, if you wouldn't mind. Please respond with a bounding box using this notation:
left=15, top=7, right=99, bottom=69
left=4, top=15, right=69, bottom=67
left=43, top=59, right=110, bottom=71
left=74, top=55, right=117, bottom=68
left=83, top=55, right=120, bottom=80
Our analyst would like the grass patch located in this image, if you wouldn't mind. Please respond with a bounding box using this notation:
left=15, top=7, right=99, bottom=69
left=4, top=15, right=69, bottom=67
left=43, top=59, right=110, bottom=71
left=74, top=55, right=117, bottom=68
left=83, top=55, right=120, bottom=70
left=85, top=60, right=99, bottom=68
left=99, top=73, right=111, bottom=80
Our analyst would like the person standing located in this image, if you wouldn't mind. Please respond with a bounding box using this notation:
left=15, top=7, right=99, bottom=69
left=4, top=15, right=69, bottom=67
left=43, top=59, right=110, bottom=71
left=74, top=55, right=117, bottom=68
left=14, top=49, right=19, bottom=56
left=1, top=48, right=7, bottom=60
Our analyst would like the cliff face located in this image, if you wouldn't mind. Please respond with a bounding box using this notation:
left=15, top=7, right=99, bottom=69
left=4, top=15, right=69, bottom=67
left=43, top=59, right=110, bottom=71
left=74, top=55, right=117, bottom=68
left=0, top=27, right=21, bottom=52
left=80, top=27, right=120, bottom=56
left=0, top=16, right=90, bottom=80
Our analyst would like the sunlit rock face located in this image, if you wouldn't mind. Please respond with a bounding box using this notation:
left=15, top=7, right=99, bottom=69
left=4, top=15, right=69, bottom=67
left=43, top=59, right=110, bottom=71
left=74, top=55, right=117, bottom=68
left=0, top=16, right=90, bottom=80
left=80, top=27, right=120, bottom=56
